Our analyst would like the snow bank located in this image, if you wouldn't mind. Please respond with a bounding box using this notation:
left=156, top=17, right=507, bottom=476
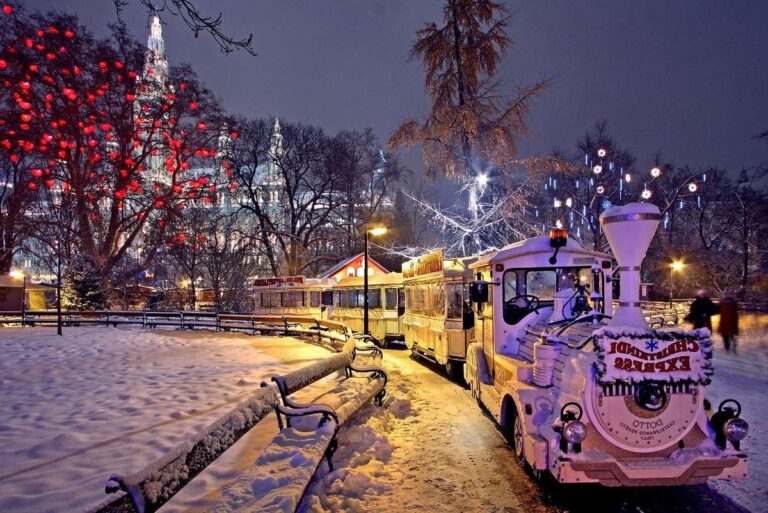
left=0, top=327, right=332, bottom=513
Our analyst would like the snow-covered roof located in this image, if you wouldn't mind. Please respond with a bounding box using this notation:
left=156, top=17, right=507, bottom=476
left=471, top=236, right=609, bottom=269
left=319, top=253, right=390, bottom=280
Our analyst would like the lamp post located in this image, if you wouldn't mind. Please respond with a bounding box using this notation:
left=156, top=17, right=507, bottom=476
left=363, top=226, right=387, bottom=336
left=669, top=260, right=684, bottom=307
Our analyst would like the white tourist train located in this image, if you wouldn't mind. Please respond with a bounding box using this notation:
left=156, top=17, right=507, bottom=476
left=463, top=202, right=748, bottom=486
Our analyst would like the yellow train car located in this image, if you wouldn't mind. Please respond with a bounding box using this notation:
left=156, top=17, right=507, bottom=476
left=402, top=251, right=476, bottom=378
left=252, top=276, right=335, bottom=319
left=330, top=273, right=404, bottom=346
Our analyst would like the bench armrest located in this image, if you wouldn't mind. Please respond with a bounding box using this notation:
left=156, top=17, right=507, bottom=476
left=347, top=363, right=388, bottom=388
left=275, top=402, right=339, bottom=431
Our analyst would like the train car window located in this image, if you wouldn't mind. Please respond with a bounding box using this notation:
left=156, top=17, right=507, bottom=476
left=526, top=270, right=557, bottom=300
left=368, top=289, right=381, bottom=308
left=384, top=288, right=397, bottom=310
left=434, top=281, right=446, bottom=317
left=447, top=283, right=463, bottom=319
left=270, top=291, right=281, bottom=307
left=321, top=290, right=333, bottom=306
left=335, top=290, right=346, bottom=308
left=309, top=291, right=321, bottom=307
left=414, top=287, right=425, bottom=314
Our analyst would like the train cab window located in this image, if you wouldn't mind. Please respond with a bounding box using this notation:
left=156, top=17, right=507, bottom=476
left=321, top=290, right=333, bottom=306
left=384, top=288, right=397, bottom=310
left=309, top=291, right=321, bottom=307
left=526, top=270, right=557, bottom=300
left=503, top=269, right=552, bottom=325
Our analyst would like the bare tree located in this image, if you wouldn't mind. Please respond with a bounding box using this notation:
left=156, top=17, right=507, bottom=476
left=113, top=0, right=255, bottom=55
left=389, top=0, right=547, bottom=181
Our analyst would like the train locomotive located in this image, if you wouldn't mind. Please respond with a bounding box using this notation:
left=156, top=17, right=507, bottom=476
left=463, top=202, right=749, bottom=486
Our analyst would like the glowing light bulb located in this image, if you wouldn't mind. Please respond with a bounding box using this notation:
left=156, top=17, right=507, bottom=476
left=553, top=198, right=562, bottom=208
left=625, top=173, right=632, bottom=183
left=688, top=183, right=698, bottom=192
left=641, top=189, right=652, bottom=199
left=596, top=185, right=605, bottom=194
left=650, top=167, right=661, bottom=178
left=597, top=148, right=607, bottom=158
left=593, top=165, right=602, bottom=174
left=565, top=197, right=573, bottom=207
left=555, top=220, right=564, bottom=229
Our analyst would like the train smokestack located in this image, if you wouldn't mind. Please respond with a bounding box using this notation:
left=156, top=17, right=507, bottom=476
left=599, top=202, right=661, bottom=328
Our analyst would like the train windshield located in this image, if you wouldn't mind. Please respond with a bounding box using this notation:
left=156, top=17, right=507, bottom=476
left=503, top=267, right=593, bottom=324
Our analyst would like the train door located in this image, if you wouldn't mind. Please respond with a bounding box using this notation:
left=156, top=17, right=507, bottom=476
left=476, top=270, right=495, bottom=382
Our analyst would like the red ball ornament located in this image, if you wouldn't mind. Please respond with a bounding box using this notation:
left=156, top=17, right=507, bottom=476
left=64, top=30, right=75, bottom=39
left=3, top=5, right=13, bottom=15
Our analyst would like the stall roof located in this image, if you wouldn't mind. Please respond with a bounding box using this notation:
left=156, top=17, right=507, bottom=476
left=319, top=253, right=390, bottom=281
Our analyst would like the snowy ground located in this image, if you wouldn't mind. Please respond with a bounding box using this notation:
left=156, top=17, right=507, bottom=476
left=0, top=327, right=331, bottom=513
left=0, top=313, right=765, bottom=513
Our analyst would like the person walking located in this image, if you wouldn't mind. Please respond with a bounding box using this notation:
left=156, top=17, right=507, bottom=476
left=718, top=290, right=739, bottom=351
left=687, top=289, right=719, bottom=331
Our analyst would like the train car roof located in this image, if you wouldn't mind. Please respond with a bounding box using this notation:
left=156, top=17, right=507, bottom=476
left=334, top=272, right=404, bottom=287
left=251, top=277, right=335, bottom=289
left=470, top=236, right=609, bottom=269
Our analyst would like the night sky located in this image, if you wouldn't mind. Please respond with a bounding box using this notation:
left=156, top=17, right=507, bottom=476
left=28, top=0, right=768, bottom=179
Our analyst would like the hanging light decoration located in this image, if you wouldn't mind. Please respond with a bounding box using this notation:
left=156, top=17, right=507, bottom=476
left=625, top=173, right=632, bottom=183
left=593, top=164, right=603, bottom=174
left=565, top=197, right=573, bottom=207
left=555, top=219, right=564, bottom=229
left=688, top=182, right=698, bottom=192
left=597, top=148, right=607, bottom=158
left=641, top=188, right=652, bottom=200
left=596, top=185, right=605, bottom=194
left=650, top=167, right=661, bottom=178
left=553, top=198, right=562, bottom=208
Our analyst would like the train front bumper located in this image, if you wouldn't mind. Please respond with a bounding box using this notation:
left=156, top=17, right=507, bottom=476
left=551, top=451, right=747, bottom=486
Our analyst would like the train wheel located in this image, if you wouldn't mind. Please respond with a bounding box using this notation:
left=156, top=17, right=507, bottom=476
left=502, top=403, right=525, bottom=465
left=512, top=412, right=525, bottom=463
left=444, top=360, right=463, bottom=381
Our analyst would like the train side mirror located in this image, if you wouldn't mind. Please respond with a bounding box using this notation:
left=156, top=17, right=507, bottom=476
left=469, top=282, right=488, bottom=303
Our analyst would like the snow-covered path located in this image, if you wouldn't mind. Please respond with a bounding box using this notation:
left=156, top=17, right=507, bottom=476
left=299, top=313, right=767, bottom=513
left=299, top=348, right=553, bottom=513
left=0, top=327, right=331, bottom=513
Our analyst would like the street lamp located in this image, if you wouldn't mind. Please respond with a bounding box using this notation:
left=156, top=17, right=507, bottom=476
left=669, top=260, right=684, bottom=307
left=10, top=269, right=27, bottom=324
left=363, top=225, right=387, bottom=336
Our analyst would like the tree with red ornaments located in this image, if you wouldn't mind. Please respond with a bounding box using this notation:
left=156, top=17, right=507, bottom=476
left=0, top=3, right=228, bottom=289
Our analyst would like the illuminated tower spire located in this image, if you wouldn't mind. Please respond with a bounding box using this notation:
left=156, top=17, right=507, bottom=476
left=145, top=13, right=168, bottom=88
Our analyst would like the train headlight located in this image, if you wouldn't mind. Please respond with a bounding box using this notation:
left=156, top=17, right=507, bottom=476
left=558, top=403, right=586, bottom=453
left=725, top=418, right=749, bottom=442
left=563, top=421, right=587, bottom=444
left=711, top=399, right=747, bottom=450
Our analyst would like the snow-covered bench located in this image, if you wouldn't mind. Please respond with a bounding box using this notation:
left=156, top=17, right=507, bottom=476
left=209, top=344, right=388, bottom=513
